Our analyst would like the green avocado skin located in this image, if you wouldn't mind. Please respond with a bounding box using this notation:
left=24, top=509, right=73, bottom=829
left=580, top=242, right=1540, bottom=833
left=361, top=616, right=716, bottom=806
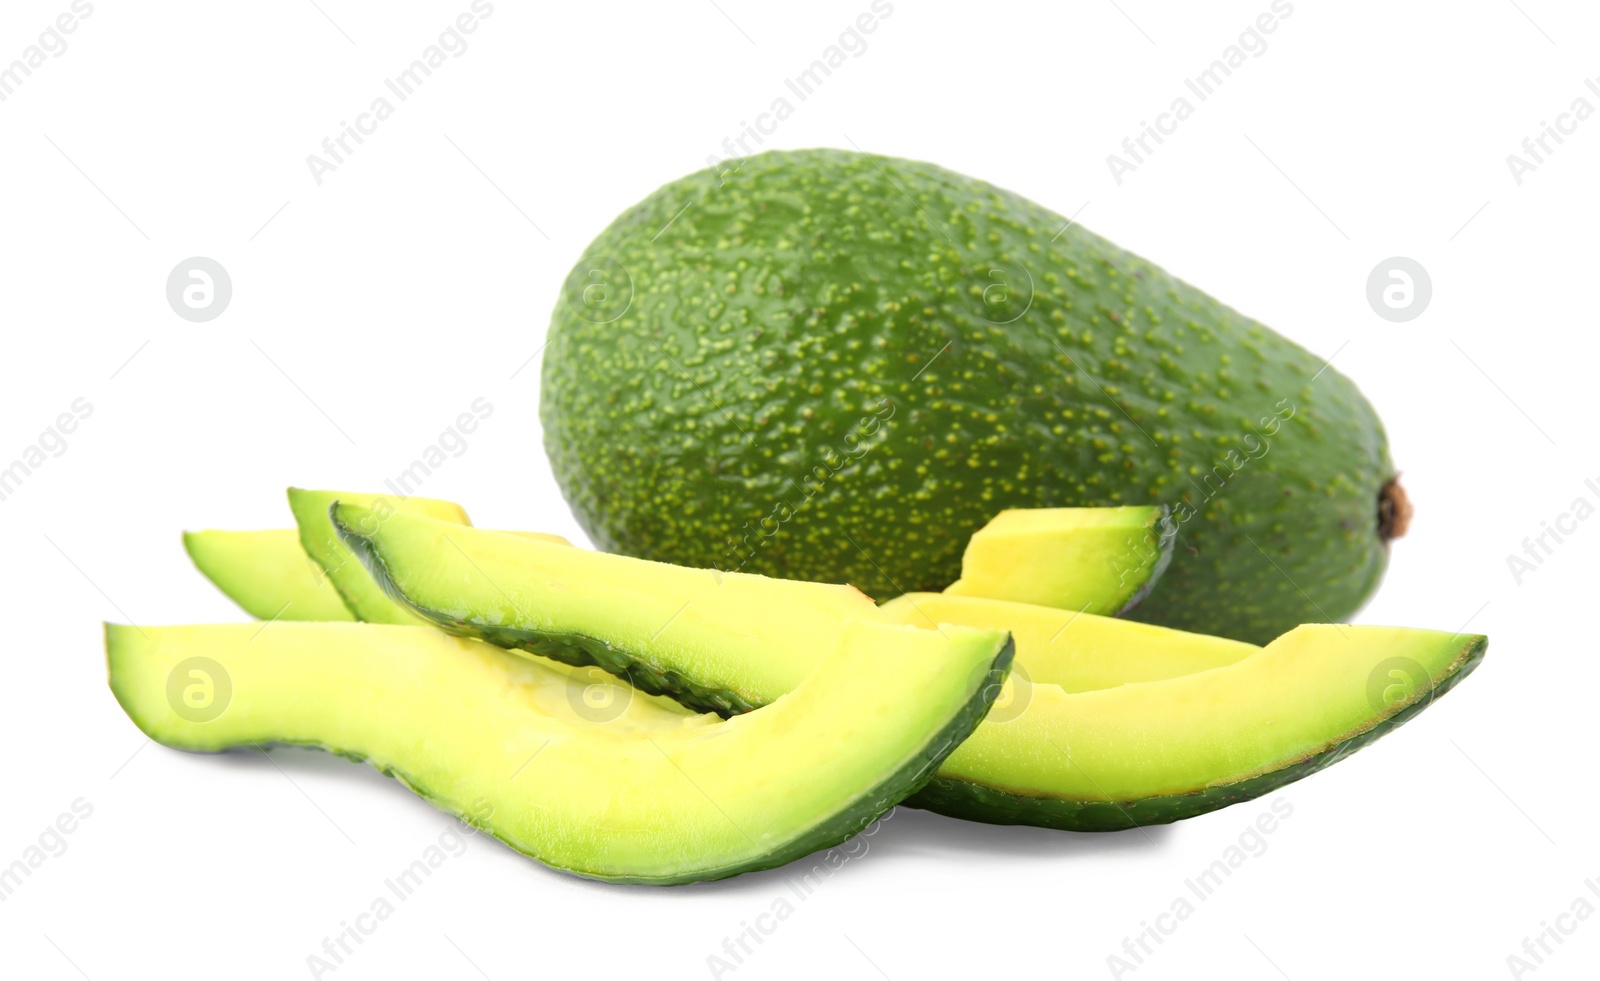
left=542, top=149, right=1394, bottom=643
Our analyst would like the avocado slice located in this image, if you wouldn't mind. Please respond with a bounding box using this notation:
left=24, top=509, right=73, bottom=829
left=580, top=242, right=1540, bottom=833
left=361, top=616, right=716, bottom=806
left=333, top=502, right=887, bottom=715
left=944, top=506, right=1175, bottom=616
left=336, top=507, right=1482, bottom=829
left=106, top=620, right=1011, bottom=884
left=183, top=529, right=355, bottom=622
left=917, top=624, right=1486, bottom=829
left=287, top=489, right=473, bottom=625
left=540, top=148, right=1400, bottom=644
left=188, top=521, right=568, bottom=624
left=879, top=592, right=1256, bottom=692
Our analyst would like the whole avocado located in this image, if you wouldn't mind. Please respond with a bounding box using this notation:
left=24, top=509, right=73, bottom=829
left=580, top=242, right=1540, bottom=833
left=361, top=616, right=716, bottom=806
left=541, top=148, right=1403, bottom=643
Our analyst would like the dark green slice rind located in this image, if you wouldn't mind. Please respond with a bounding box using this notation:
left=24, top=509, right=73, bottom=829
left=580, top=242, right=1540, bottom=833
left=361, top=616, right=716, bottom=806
left=419, top=621, right=762, bottom=718
left=1114, top=506, right=1177, bottom=617
left=681, top=635, right=1015, bottom=883
left=332, top=505, right=762, bottom=716
left=908, top=634, right=1487, bottom=830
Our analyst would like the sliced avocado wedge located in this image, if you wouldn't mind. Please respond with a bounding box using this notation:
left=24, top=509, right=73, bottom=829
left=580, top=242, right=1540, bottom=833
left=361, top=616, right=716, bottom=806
left=880, top=592, right=1256, bottom=692
left=917, top=624, right=1487, bottom=829
left=183, top=529, right=355, bottom=622
left=187, top=523, right=569, bottom=624
left=332, top=501, right=885, bottom=715
left=944, top=506, right=1175, bottom=616
left=288, top=489, right=473, bottom=625
left=106, top=620, right=1010, bottom=884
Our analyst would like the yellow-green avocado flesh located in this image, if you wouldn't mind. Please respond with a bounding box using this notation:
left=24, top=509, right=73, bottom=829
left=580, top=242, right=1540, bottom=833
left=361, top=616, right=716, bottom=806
left=879, top=592, right=1257, bottom=692
left=106, top=621, right=1011, bottom=884
left=189, top=507, right=568, bottom=624
left=183, top=529, right=355, bottom=622
left=945, top=505, right=1175, bottom=617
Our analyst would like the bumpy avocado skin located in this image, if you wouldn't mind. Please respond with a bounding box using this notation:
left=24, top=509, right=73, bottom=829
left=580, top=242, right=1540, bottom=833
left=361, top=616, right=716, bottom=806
left=542, top=149, right=1394, bottom=643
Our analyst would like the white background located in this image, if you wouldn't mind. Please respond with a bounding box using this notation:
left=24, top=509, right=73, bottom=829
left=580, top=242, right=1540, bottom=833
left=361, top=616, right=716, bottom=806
left=2, top=1, right=1596, bottom=978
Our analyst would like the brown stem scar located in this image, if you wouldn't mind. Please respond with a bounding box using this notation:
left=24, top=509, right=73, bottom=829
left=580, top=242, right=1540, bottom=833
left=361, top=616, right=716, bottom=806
left=1379, top=477, right=1412, bottom=543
